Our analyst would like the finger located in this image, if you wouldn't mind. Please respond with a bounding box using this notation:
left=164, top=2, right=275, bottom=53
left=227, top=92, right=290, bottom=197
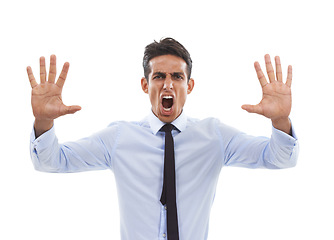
left=40, top=56, right=46, bottom=83
left=275, top=56, right=283, bottom=82
left=254, top=61, right=268, bottom=87
left=241, top=104, right=263, bottom=115
left=48, top=54, right=57, bottom=83
left=27, top=66, right=38, bottom=88
left=286, top=65, right=292, bottom=87
left=265, top=54, right=275, bottom=83
left=56, top=62, right=70, bottom=88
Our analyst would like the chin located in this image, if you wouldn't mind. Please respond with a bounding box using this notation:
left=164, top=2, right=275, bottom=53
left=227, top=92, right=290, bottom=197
left=152, top=105, right=182, bottom=123
left=158, top=115, right=175, bottom=123
left=159, top=110, right=182, bottom=123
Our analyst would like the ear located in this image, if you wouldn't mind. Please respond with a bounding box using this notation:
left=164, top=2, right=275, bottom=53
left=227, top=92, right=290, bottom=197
left=141, top=77, right=149, bottom=94
left=187, top=78, right=195, bottom=94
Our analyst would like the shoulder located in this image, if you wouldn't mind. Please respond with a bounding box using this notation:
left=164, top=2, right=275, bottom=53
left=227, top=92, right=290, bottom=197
left=186, top=116, right=221, bottom=128
left=106, top=119, right=151, bottom=133
left=185, top=116, right=241, bottom=137
left=183, top=117, right=221, bottom=137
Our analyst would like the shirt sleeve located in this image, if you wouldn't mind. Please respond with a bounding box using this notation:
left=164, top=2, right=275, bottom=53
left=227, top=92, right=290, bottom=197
left=219, top=121, right=299, bottom=169
left=30, top=123, right=120, bottom=173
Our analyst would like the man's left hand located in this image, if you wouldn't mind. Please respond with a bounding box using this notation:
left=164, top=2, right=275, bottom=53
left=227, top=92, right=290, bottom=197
left=242, top=54, right=292, bottom=135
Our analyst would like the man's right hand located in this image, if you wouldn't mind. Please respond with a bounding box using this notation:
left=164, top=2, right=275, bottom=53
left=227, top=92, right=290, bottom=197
left=27, top=55, right=81, bottom=138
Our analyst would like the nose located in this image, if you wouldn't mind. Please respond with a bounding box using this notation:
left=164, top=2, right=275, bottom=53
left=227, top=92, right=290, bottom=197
left=163, top=76, right=173, bottom=90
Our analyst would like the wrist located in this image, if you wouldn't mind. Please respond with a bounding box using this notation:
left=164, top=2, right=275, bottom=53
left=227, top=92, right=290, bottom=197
left=34, top=118, right=54, bottom=138
left=271, top=117, right=291, bottom=136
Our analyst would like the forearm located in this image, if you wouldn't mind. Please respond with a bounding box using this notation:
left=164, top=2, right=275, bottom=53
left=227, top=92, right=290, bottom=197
left=266, top=124, right=299, bottom=168
left=30, top=125, right=60, bottom=172
left=30, top=124, right=116, bottom=173
left=222, top=122, right=298, bottom=169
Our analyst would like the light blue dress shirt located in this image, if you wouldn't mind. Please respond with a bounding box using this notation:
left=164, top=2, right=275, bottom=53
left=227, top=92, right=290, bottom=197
left=30, top=111, right=299, bottom=240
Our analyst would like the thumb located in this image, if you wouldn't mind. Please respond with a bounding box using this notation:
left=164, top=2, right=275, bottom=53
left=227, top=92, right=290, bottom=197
left=60, top=105, right=82, bottom=116
left=241, top=104, right=262, bottom=114
left=66, top=105, right=82, bottom=114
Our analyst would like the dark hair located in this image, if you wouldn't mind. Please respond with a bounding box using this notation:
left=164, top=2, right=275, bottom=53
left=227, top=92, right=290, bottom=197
left=143, top=37, right=192, bottom=81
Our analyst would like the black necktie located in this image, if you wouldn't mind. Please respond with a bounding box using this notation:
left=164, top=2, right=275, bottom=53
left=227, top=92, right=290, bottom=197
left=160, top=124, right=179, bottom=240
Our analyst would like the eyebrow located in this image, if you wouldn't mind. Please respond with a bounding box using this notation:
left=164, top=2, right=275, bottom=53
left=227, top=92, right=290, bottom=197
left=153, top=72, right=166, bottom=77
left=153, top=72, right=185, bottom=77
left=171, top=72, right=185, bottom=76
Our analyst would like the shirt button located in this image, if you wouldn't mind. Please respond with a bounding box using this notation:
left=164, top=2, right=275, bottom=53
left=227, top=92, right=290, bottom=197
left=163, top=233, right=166, bottom=238
left=165, top=206, right=167, bottom=210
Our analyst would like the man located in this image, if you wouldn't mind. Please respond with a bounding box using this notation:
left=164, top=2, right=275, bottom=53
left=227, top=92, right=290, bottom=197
left=27, top=38, right=299, bottom=240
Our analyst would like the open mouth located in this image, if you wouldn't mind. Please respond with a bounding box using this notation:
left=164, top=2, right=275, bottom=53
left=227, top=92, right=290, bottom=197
left=162, top=96, right=174, bottom=111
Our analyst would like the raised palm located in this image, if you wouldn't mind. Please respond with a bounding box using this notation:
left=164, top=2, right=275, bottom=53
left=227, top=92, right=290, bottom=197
left=27, top=55, right=81, bottom=121
left=242, top=54, right=292, bottom=122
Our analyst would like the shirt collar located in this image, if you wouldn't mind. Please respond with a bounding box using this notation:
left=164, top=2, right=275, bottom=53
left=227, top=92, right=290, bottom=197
left=148, top=110, right=187, bottom=135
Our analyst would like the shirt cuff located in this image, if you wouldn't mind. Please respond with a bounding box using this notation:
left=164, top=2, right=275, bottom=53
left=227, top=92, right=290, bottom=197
left=30, top=124, right=56, bottom=153
left=271, top=121, right=298, bottom=147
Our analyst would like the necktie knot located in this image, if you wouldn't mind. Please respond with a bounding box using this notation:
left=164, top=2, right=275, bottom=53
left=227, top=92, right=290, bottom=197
left=161, top=123, right=174, bottom=133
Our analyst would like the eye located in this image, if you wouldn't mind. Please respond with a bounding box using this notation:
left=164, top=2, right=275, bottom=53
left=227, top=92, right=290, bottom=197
left=153, top=73, right=166, bottom=80
left=173, top=74, right=184, bottom=80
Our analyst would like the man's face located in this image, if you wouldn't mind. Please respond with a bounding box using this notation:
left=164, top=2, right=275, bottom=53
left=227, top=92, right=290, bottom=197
left=141, top=55, right=194, bottom=123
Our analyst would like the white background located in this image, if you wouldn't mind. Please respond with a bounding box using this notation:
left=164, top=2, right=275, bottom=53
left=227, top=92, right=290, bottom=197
left=0, top=0, right=333, bottom=239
